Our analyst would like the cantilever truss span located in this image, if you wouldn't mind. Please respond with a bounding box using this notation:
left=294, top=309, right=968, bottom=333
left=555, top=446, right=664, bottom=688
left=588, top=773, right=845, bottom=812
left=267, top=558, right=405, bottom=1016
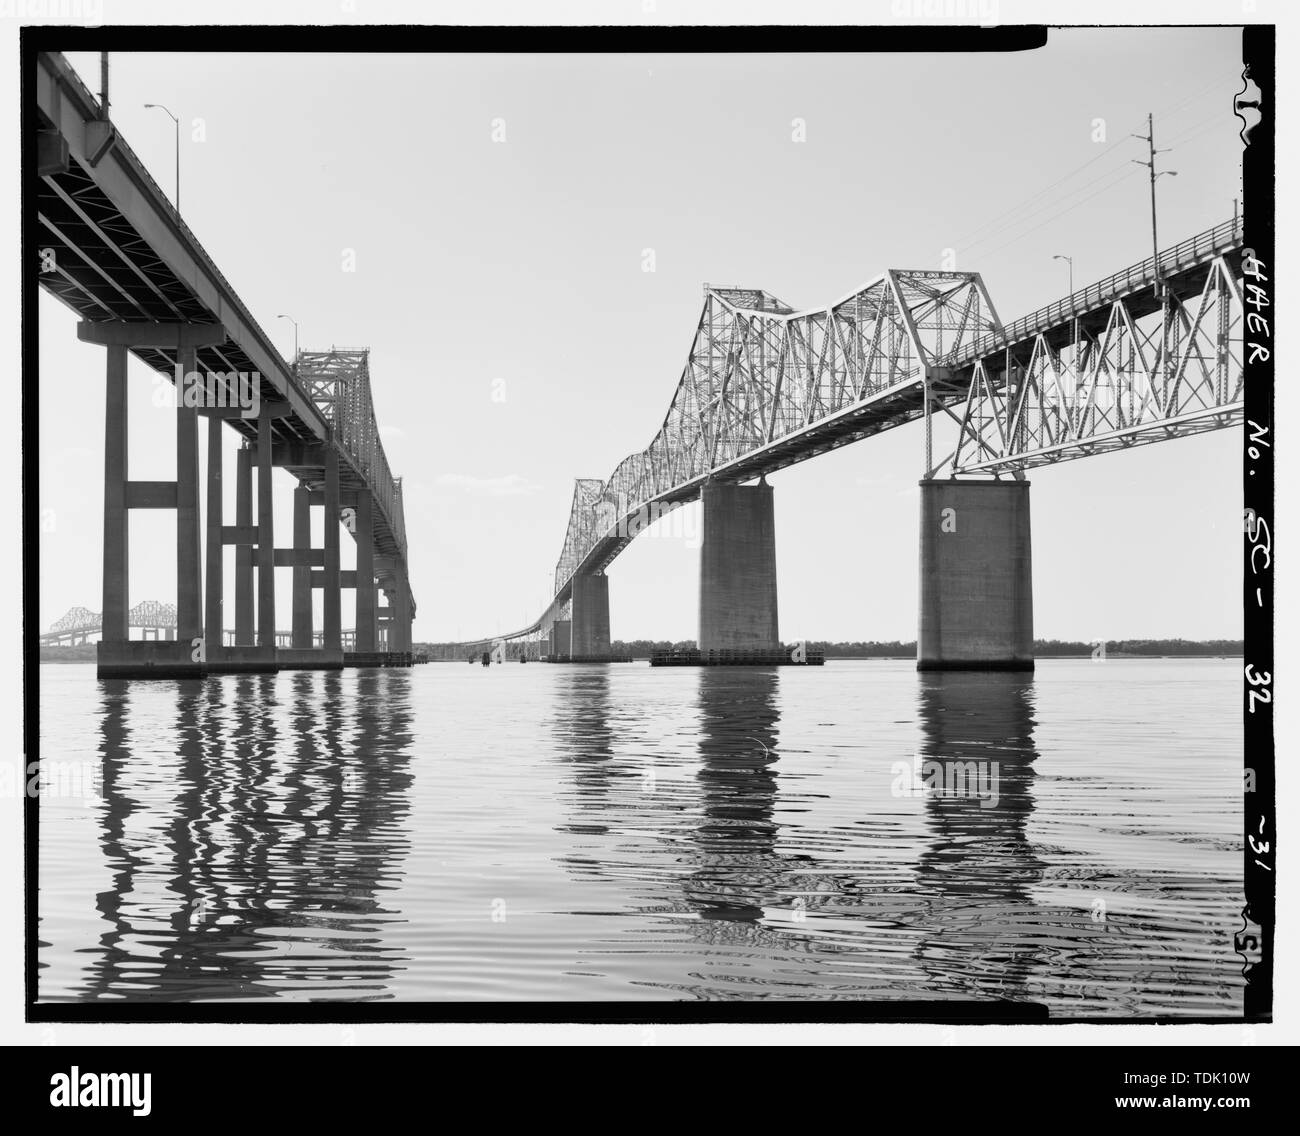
left=491, top=219, right=1247, bottom=645
left=939, top=224, right=1245, bottom=475
left=508, top=267, right=1006, bottom=639
left=296, top=348, right=407, bottom=556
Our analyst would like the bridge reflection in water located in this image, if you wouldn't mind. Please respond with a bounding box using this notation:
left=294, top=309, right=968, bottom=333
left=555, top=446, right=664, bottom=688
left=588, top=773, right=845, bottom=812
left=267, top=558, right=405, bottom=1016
left=547, top=665, right=1057, bottom=1006
left=44, top=660, right=1240, bottom=1010
left=911, top=672, right=1047, bottom=1004
left=79, top=672, right=414, bottom=1002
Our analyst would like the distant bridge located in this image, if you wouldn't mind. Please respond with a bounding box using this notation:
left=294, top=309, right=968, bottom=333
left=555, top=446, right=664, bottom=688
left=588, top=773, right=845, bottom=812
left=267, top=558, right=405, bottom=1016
left=41, top=602, right=391, bottom=651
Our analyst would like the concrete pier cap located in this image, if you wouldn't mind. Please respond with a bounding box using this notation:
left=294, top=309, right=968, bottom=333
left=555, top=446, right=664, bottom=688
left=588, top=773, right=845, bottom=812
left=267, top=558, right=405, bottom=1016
left=917, top=477, right=1033, bottom=672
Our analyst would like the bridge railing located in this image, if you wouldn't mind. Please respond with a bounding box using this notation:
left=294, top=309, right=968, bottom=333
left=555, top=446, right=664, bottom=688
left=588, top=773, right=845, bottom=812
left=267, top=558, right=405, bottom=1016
left=958, top=217, right=1244, bottom=363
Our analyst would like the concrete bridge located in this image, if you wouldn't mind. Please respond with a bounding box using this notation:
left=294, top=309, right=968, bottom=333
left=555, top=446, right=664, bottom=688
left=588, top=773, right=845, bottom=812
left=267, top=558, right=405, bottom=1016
left=36, top=52, right=416, bottom=678
left=490, top=218, right=1245, bottom=668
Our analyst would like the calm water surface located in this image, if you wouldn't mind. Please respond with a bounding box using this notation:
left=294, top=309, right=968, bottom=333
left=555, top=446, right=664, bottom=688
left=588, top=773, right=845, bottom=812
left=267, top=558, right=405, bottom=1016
left=37, top=659, right=1244, bottom=1013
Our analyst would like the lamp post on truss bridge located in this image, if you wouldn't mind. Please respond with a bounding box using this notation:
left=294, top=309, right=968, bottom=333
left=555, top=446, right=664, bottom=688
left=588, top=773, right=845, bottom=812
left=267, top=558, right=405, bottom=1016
left=1051, top=254, right=1073, bottom=295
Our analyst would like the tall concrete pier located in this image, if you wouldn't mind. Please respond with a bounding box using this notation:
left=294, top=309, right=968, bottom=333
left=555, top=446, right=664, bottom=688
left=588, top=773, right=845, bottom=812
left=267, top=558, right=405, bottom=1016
left=698, top=479, right=779, bottom=652
left=82, top=321, right=226, bottom=678
left=548, top=620, right=572, bottom=657
left=570, top=571, right=611, bottom=656
left=917, top=479, right=1033, bottom=671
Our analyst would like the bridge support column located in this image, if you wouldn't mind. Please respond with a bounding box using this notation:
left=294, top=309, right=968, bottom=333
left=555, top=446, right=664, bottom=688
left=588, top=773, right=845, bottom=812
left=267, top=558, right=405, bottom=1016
left=291, top=485, right=312, bottom=648
left=549, top=620, right=571, bottom=657
left=917, top=478, right=1033, bottom=671
left=235, top=445, right=254, bottom=645
left=176, top=345, right=203, bottom=648
left=570, top=571, right=610, bottom=657
left=354, top=489, right=377, bottom=651
left=698, top=479, right=779, bottom=652
left=101, top=341, right=129, bottom=645
left=391, top=578, right=412, bottom=653
left=204, top=416, right=223, bottom=651
left=322, top=445, right=342, bottom=650
left=256, top=407, right=276, bottom=648
left=80, top=320, right=226, bottom=677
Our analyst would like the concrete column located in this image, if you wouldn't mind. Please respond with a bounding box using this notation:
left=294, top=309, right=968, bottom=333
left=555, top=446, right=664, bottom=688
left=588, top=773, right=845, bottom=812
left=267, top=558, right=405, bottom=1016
left=176, top=346, right=202, bottom=642
left=323, top=446, right=342, bottom=650
left=392, top=580, right=411, bottom=653
left=917, top=479, right=1033, bottom=671
left=235, top=445, right=254, bottom=645
left=204, top=415, right=223, bottom=649
left=571, top=571, right=610, bottom=656
left=354, top=490, right=376, bottom=651
left=257, top=410, right=275, bottom=647
left=549, top=621, right=571, bottom=657
left=101, top=342, right=129, bottom=643
left=291, top=484, right=312, bottom=648
left=698, top=479, right=779, bottom=652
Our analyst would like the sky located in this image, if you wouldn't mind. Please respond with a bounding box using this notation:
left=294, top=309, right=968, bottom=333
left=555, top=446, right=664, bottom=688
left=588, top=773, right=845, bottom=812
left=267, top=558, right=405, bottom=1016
left=40, top=28, right=1247, bottom=644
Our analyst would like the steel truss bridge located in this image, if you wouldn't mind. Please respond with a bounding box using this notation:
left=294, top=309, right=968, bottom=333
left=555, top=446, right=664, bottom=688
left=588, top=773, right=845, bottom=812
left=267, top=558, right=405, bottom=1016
left=41, top=603, right=377, bottom=650
left=488, top=217, right=1244, bottom=646
left=35, top=51, right=415, bottom=673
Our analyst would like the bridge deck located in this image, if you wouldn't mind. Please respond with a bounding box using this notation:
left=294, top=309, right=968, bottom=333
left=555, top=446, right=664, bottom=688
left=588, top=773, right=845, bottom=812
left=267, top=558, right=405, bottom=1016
left=34, top=51, right=407, bottom=565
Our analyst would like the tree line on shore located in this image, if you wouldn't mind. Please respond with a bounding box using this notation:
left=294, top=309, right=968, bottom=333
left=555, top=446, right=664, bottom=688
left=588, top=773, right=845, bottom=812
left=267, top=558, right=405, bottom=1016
left=414, top=637, right=1243, bottom=661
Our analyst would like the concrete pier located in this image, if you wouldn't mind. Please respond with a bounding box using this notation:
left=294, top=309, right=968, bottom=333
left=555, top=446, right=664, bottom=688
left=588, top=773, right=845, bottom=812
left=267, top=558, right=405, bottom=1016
left=80, top=320, right=225, bottom=679
left=204, top=415, right=223, bottom=650
left=570, top=571, right=611, bottom=656
left=292, top=485, right=312, bottom=648
left=917, top=478, right=1033, bottom=671
left=355, top=489, right=377, bottom=651
left=256, top=409, right=276, bottom=648
left=234, top=444, right=254, bottom=645
left=175, top=345, right=202, bottom=647
left=698, top=479, right=779, bottom=652
left=322, top=446, right=342, bottom=651
left=101, top=340, right=128, bottom=644
left=548, top=620, right=572, bottom=657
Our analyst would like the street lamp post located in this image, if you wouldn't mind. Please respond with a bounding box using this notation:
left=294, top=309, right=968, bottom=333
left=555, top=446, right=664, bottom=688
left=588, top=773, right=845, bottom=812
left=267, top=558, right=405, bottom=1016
left=143, top=103, right=180, bottom=213
left=276, top=314, right=299, bottom=371
left=1052, top=254, right=1074, bottom=295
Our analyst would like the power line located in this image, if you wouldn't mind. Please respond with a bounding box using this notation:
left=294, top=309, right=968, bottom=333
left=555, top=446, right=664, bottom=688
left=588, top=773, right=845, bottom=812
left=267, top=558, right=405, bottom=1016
left=941, top=78, right=1231, bottom=253
left=968, top=164, right=1146, bottom=265
left=957, top=105, right=1225, bottom=261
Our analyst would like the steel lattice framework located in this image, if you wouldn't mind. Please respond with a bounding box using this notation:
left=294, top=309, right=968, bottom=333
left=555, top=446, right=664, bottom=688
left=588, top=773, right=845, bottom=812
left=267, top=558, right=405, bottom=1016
left=296, top=348, right=406, bottom=554
left=49, top=606, right=100, bottom=634
left=536, top=268, right=1003, bottom=630
left=128, top=599, right=176, bottom=627
left=509, top=219, right=1245, bottom=642
left=938, top=220, right=1244, bottom=475
left=41, top=600, right=177, bottom=643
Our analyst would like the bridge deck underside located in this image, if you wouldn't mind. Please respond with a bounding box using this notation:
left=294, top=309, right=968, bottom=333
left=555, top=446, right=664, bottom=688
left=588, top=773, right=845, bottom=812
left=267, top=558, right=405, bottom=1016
left=33, top=79, right=405, bottom=562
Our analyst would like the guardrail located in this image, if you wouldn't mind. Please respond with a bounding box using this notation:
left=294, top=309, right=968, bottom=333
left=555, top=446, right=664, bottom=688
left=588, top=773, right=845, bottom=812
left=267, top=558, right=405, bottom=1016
left=958, top=217, right=1244, bottom=363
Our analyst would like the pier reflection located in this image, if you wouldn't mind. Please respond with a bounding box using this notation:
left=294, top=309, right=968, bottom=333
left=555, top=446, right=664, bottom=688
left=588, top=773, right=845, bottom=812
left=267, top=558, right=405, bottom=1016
left=78, top=670, right=414, bottom=1001
left=911, top=671, right=1049, bottom=1001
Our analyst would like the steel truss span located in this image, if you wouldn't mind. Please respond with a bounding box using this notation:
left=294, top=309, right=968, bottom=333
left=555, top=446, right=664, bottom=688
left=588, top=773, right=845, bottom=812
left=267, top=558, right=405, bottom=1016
left=940, top=221, right=1244, bottom=475
left=485, top=219, right=1244, bottom=644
